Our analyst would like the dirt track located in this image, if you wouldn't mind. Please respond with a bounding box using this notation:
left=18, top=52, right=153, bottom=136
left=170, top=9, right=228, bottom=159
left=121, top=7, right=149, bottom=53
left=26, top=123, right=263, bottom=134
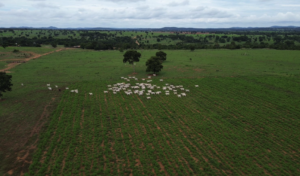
left=0, top=48, right=68, bottom=72
left=136, top=40, right=140, bottom=45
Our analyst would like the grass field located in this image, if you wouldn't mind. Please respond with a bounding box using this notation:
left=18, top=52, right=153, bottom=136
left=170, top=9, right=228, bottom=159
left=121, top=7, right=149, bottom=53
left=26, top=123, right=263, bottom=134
left=0, top=45, right=62, bottom=54
left=0, top=61, right=6, bottom=69
left=0, top=48, right=300, bottom=175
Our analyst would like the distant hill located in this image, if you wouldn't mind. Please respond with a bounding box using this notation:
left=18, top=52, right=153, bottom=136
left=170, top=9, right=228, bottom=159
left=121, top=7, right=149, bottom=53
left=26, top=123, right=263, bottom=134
left=1, top=26, right=300, bottom=31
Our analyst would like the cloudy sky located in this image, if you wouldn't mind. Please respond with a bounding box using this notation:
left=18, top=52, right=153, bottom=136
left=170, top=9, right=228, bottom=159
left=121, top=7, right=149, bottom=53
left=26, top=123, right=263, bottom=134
left=0, top=0, right=300, bottom=28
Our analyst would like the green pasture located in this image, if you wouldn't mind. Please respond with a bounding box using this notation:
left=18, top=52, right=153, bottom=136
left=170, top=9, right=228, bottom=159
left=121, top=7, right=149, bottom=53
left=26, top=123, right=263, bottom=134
left=0, top=61, right=6, bottom=69
left=0, top=48, right=300, bottom=175
left=0, top=45, right=61, bottom=54
left=27, top=76, right=300, bottom=175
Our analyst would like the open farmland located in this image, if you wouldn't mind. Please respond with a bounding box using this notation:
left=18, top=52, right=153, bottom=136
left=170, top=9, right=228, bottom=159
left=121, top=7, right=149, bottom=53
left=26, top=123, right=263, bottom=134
left=29, top=77, right=300, bottom=175
left=0, top=47, right=300, bottom=175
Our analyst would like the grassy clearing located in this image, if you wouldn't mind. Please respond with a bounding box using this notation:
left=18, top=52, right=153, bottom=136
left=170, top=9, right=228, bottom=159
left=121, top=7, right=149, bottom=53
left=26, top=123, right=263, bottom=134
left=0, top=48, right=300, bottom=175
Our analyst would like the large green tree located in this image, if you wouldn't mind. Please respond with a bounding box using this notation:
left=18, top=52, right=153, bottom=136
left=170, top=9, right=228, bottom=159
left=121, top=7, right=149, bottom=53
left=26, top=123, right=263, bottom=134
left=123, top=50, right=141, bottom=73
left=156, top=51, right=167, bottom=61
left=146, top=56, right=163, bottom=74
left=0, top=72, right=13, bottom=100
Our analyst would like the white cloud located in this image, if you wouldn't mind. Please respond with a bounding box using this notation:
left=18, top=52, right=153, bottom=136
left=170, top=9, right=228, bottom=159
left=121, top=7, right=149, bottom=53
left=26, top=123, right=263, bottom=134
left=0, top=0, right=299, bottom=28
left=100, top=0, right=145, bottom=2
left=168, top=0, right=189, bottom=7
left=33, top=3, right=60, bottom=9
left=281, top=4, right=300, bottom=7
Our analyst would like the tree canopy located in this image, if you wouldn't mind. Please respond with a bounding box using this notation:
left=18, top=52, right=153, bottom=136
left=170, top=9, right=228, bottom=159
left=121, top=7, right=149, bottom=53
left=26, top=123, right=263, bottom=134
left=51, top=42, right=57, bottom=48
left=156, top=51, right=167, bottom=61
left=0, top=72, right=13, bottom=99
left=146, top=56, right=163, bottom=74
left=123, top=50, right=141, bottom=73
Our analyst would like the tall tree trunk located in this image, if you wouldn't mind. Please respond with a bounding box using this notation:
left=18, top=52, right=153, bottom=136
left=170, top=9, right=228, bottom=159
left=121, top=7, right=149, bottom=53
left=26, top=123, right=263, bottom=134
left=132, top=64, right=135, bottom=73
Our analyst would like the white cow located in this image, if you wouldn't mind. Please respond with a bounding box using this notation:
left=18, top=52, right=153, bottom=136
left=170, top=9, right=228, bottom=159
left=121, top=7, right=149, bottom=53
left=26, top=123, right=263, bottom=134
left=89, top=93, right=93, bottom=95
left=48, top=87, right=52, bottom=90
left=178, top=95, right=181, bottom=98
left=147, top=97, right=151, bottom=99
left=104, top=91, right=108, bottom=93
left=195, top=85, right=199, bottom=87
left=66, top=87, right=69, bottom=90
left=47, top=84, right=50, bottom=87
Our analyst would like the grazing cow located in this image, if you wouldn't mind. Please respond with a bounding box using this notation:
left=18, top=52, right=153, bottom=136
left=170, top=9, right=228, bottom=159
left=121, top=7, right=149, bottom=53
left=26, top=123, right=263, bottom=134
left=147, top=97, right=151, bottom=99
left=178, top=95, right=181, bottom=98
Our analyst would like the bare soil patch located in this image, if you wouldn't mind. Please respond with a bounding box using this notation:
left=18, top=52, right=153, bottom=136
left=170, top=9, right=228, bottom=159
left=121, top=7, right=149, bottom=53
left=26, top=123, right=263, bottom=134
left=0, top=48, right=68, bottom=72
left=194, top=68, right=204, bottom=73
